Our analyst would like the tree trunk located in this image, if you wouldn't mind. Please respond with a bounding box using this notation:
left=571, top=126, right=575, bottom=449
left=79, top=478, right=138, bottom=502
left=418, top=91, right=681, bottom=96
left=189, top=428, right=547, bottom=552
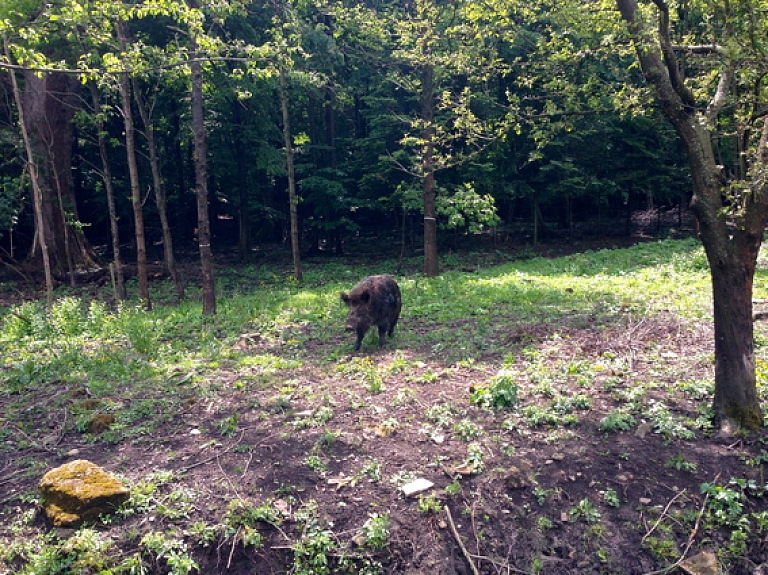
left=132, top=76, right=185, bottom=301
left=90, top=85, right=127, bottom=301
left=232, top=99, right=251, bottom=260
left=21, top=71, right=99, bottom=278
left=280, top=66, right=303, bottom=282
left=710, top=259, right=761, bottom=427
left=616, top=0, right=768, bottom=428
left=4, top=51, right=54, bottom=305
left=117, top=22, right=150, bottom=309
left=188, top=0, right=216, bottom=315
left=421, top=64, right=439, bottom=277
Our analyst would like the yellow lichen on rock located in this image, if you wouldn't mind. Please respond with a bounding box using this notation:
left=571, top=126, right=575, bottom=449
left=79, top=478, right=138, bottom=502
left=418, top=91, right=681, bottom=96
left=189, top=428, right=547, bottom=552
left=40, top=459, right=129, bottom=526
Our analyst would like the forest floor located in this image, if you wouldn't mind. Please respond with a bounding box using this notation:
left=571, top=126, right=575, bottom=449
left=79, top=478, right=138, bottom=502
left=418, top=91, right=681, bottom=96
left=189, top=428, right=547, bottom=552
left=3, top=210, right=768, bottom=575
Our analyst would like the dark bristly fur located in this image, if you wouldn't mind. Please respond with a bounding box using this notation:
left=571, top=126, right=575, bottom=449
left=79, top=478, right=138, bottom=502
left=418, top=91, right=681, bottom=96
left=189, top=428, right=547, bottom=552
left=340, top=275, right=402, bottom=351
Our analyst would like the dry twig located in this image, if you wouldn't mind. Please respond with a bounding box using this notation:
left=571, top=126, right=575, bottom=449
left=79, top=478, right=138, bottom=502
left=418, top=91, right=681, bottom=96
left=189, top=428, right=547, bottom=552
left=445, top=505, right=481, bottom=575
left=641, top=473, right=719, bottom=575
left=641, top=488, right=687, bottom=544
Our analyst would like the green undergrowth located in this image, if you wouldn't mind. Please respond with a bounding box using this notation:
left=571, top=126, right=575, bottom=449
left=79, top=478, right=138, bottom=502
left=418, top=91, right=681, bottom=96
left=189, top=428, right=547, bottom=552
left=3, top=238, right=768, bottom=574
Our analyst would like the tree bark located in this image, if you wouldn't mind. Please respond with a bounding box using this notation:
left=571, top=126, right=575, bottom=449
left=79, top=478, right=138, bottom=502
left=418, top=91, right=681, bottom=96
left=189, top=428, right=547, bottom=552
left=280, top=66, right=303, bottom=282
left=21, top=70, right=99, bottom=278
left=117, top=22, right=150, bottom=309
left=188, top=0, right=216, bottom=315
left=89, top=85, right=127, bottom=301
left=421, top=64, right=438, bottom=277
left=132, top=76, right=185, bottom=301
left=615, top=0, right=767, bottom=428
left=5, top=50, right=54, bottom=305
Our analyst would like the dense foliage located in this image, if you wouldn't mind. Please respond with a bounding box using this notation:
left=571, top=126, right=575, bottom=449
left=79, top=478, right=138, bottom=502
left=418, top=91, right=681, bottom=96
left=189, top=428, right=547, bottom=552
left=0, top=0, right=692, bottom=264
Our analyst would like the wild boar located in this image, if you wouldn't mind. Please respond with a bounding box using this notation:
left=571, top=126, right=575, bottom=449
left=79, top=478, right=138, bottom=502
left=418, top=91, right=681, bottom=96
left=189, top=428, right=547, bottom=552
left=340, top=275, right=402, bottom=351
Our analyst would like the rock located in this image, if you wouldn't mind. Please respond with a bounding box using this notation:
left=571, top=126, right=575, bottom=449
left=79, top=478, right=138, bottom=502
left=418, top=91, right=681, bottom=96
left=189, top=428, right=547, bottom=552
left=86, top=413, right=115, bottom=434
left=634, top=421, right=654, bottom=438
left=402, top=478, right=434, bottom=497
left=40, top=460, right=129, bottom=527
left=679, top=551, right=719, bottom=575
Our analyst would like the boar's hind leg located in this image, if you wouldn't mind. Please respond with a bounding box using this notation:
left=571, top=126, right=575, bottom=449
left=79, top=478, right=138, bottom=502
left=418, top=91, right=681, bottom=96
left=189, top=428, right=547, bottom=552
left=378, top=324, right=390, bottom=347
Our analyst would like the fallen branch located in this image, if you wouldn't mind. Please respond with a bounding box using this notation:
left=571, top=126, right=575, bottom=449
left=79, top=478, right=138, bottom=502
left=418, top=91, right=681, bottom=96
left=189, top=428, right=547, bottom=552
left=641, top=473, right=719, bottom=575
left=445, top=505, right=481, bottom=575
left=641, top=488, right=687, bottom=544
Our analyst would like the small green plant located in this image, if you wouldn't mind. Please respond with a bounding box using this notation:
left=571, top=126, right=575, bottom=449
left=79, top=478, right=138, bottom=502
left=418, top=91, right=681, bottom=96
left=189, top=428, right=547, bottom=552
left=602, top=488, right=621, bottom=508
left=465, top=442, right=486, bottom=472
left=569, top=498, right=601, bottom=524
left=665, top=452, right=698, bottom=473
left=522, top=405, right=578, bottom=428
left=533, top=486, right=561, bottom=506
left=337, top=356, right=385, bottom=393
left=361, top=513, right=390, bottom=550
left=453, top=418, right=481, bottom=441
left=701, top=479, right=748, bottom=526
left=306, top=455, right=328, bottom=475
left=599, top=409, right=636, bottom=433
left=444, top=481, right=461, bottom=495
left=645, top=401, right=696, bottom=441
left=470, top=369, right=519, bottom=409
left=361, top=460, right=382, bottom=483
left=120, top=470, right=179, bottom=518
left=408, top=369, right=439, bottom=384
left=224, top=498, right=283, bottom=529
left=188, top=521, right=221, bottom=547
left=292, top=406, right=335, bottom=429
left=425, top=403, right=460, bottom=428
left=417, top=492, right=444, bottom=513
left=291, top=501, right=337, bottom=575
left=218, top=413, right=239, bottom=437
left=536, top=516, right=554, bottom=530
left=742, top=449, right=768, bottom=467
left=140, top=531, right=198, bottom=575
left=392, top=387, right=416, bottom=406
left=643, top=535, right=678, bottom=561
left=316, top=431, right=338, bottom=449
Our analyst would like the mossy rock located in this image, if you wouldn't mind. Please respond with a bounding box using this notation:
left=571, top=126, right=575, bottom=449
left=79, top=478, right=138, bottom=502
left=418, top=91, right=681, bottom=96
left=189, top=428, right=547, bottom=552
left=40, top=460, right=129, bottom=526
left=86, top=413, right=115, bottom=434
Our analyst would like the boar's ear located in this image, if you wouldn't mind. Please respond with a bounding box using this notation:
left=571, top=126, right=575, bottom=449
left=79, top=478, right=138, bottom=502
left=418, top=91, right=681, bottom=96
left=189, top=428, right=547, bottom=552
left=340, top=292, right=350, bottom=304
left=360, top=290, right=370, bottom=303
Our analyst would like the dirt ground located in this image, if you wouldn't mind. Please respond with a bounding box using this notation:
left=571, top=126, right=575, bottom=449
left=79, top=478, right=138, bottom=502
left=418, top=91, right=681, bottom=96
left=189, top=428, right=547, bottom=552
left=3, top=213, right=768, bottom=575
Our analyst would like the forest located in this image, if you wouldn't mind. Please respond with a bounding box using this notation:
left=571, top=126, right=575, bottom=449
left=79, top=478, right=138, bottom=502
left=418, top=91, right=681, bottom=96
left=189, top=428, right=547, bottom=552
left=2, top=0, right=768, bottom=573
left=0, top=0, right=697, bottom=289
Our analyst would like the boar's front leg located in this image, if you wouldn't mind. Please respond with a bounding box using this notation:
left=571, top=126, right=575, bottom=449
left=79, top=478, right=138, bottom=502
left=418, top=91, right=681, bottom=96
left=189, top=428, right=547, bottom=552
left=354, top=327, right=366, bottom=351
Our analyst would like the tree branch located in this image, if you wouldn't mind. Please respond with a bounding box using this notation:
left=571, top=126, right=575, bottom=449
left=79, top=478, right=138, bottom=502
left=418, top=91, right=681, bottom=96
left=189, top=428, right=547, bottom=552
left=671, top=44, right=724, bottom=55
left=705, top=68, right=732, bottom=121
left=0, top=56, right=260, bottom=76
left=651, top=0, right=696, bottom=109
